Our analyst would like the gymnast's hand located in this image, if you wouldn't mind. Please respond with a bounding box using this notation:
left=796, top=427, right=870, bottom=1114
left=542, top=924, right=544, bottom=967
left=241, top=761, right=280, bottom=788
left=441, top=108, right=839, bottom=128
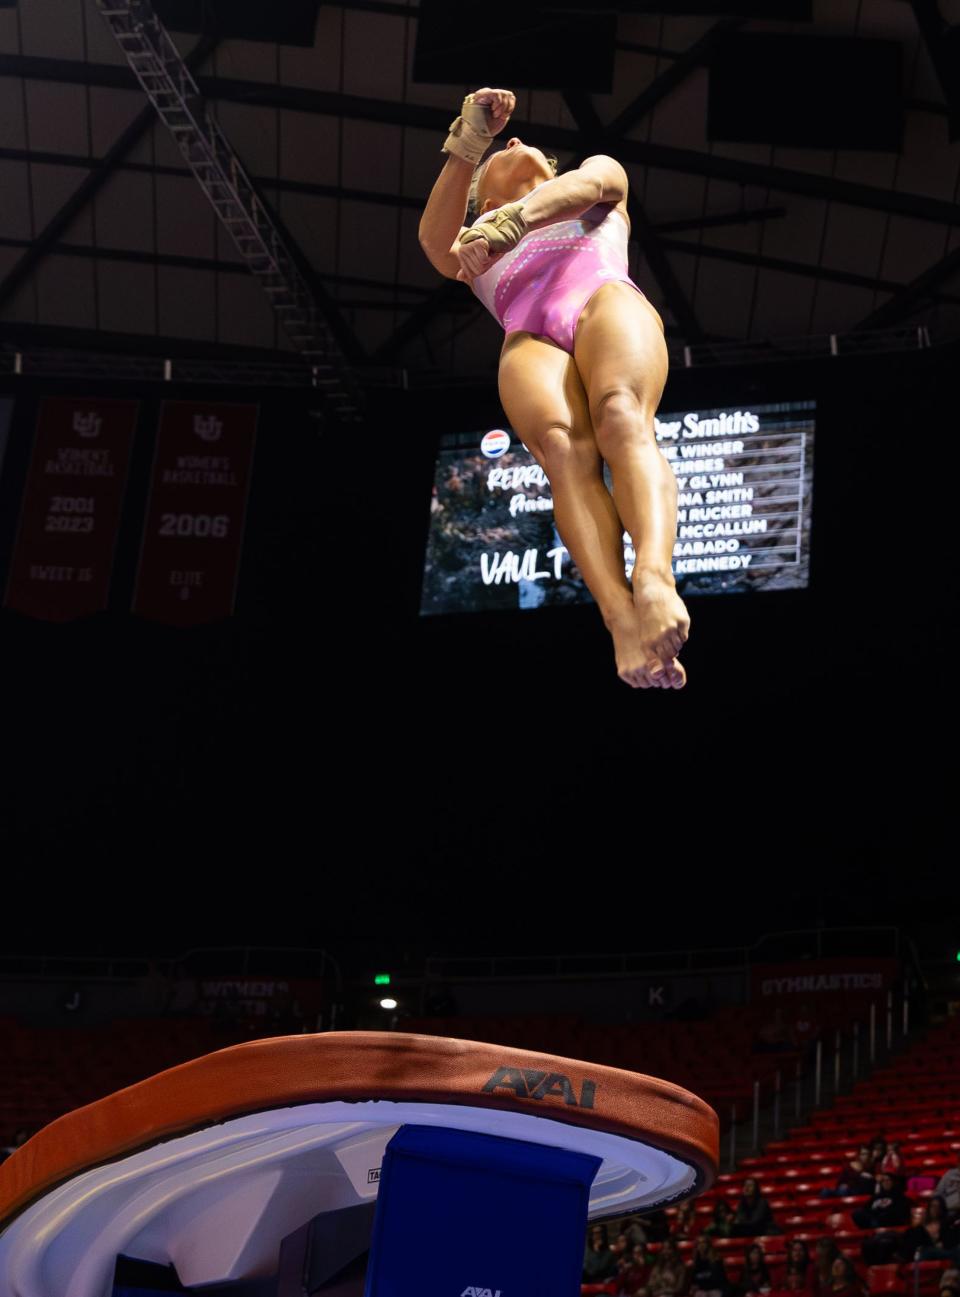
left=455, top=202, right=528, bottom=281
left=443, top=88, right=516, bottom=166
left=470, top=88, right=516, bottom=136
left=454, top=231, right=500, bottom=282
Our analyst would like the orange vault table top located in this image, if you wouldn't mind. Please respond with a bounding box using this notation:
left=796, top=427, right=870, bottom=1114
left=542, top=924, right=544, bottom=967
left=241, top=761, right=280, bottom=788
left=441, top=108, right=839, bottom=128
left=0, top=1030, right=719, bottom=1297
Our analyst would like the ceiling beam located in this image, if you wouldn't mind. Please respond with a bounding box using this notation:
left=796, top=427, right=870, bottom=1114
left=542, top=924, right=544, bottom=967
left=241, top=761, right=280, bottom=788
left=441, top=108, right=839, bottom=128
left=0, top=146, right=428, bottom=212
left=14, top=227, right=944, bottom=306
left=655, top=234, right=960, bottom=301
left=373, top=279, right=463, bottom=362
left=605, top=17, right=744, bottom=139
left=854, top=244, right=960, bottom=330
left=908, top=0, right=953, bottom=117
left=8, top=232, right=952, bottom=305
left=656, top=204, right=786, bottom=234
left=3, top=54, right=957, bottom=227
left=0, top=148, right=790, bottom=239
left=0, top=34, right=217, bottom=314
left=0, top=236, right=462, bottom=302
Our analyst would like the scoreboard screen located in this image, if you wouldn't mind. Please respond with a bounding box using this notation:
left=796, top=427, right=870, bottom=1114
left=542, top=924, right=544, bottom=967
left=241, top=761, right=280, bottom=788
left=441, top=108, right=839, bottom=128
left=420, top=400, right=815, bottom=615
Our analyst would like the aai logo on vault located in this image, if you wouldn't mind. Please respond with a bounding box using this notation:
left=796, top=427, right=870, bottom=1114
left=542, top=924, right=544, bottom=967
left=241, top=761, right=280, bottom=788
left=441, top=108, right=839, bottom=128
left=481, top=1066, right=596, bottom=1108
left=481, top=429, right=511, bottom=459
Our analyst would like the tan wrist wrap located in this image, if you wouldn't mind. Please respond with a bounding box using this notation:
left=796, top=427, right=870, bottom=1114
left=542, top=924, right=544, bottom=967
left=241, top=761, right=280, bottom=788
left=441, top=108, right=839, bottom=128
left=460, top=202, right=528, bottom=256
left=442, top=93, right=495, bottom=166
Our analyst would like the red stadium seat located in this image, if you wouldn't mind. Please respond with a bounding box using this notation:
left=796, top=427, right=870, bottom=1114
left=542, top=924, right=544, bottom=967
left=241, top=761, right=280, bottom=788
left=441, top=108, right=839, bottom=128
left=910, top=1262, right=953, bottom=1295
left=867, top=1266, right=904, bottom=1295
left=827, top=1212, right=856, bottom=1232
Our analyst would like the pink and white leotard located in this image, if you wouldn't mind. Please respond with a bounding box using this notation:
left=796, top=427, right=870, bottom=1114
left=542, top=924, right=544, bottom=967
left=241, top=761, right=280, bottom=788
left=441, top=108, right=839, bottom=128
left=467, top=178, right=647, bottom=355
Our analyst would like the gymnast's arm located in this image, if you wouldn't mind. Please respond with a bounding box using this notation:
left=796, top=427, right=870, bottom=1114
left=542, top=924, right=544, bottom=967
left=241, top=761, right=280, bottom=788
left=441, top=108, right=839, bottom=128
left=520, top=155, right=628, bottom=231
left=454, top=155, right=628, bottom=279
left=418, top=154, right=473, bottom=280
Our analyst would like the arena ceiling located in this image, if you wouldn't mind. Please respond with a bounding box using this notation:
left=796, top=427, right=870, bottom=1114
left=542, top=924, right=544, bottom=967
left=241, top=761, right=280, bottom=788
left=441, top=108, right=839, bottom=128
left=0, top=0, right=958, bottom=383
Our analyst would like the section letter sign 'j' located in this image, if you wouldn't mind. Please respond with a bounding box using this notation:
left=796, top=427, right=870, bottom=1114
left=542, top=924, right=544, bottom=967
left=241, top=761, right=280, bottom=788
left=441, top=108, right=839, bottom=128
left=4, top=396, right=138, bottom=621
left=133, top=401, right=258, bottom=626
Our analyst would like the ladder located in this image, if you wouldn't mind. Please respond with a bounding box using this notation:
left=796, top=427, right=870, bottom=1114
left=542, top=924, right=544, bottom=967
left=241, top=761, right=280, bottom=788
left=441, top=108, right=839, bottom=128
left=96, top=0, right=363, bottom=421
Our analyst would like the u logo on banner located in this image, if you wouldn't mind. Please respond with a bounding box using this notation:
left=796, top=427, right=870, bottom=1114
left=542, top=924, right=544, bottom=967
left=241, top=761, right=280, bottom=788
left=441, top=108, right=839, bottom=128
left=194, top=415, right=223, bottom=442
left=73, top=411, right=102, bottom=438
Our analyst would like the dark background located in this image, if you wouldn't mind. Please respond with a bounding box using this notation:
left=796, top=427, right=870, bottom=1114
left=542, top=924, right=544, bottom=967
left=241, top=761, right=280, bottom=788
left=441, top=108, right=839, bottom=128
left=0, top=335, right=951, bottom=961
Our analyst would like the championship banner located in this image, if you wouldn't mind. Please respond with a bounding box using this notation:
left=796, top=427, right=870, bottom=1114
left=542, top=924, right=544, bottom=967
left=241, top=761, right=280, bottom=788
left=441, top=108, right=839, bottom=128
left=133, top=401, right=258, bottom=625
left=3, top=396, right=138, bottom=621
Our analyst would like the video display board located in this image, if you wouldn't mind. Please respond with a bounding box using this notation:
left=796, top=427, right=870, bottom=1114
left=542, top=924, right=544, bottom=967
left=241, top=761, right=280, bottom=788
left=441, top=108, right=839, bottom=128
left=421, top=400, right=814, bottom=614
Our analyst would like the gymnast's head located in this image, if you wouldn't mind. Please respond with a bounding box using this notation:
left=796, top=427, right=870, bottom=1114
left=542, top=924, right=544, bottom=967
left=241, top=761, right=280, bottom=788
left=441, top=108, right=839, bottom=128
left=468, top=137, right=559, bottom=218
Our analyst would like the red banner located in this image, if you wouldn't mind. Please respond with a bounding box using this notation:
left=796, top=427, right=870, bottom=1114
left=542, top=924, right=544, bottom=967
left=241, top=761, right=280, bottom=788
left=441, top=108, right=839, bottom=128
left=4, top=396, right=138, bottom=621
left=133, top=401, right=258, bottom=625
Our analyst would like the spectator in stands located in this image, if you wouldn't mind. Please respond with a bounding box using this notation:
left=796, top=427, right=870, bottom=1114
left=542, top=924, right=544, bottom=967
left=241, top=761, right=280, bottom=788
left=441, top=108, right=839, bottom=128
left=856, top=1172, right=912, bottom=1264
left=784, top=1274, right=811, bottom=1296
left=827, top=1258, right=864, bottom=1297
left=612, top=1234, right=634, bottom=1268
left=732, top=1179, right=778, bottom=1237
left=585, top=1224, right=620, bottom=1282
left=623, top=1217, right=651, bottom=1250
left=705, top=1202, right=736, bottom=1239
left=879, top=1142, right=903, bottom=1178
left=689, top=1236, right=729, bottom=1297
left=868, top=1139, right=888, bottom=1170
left=785, top=1240, right=811, bottom=1289
left=821, top=1146, right=877, bottom=1199
left=740, top=1244, right=772, bottom=1295
left=852, top=1172, right=910, bottom=1230
left=935, top=1152, right=960, bottom=1217
left=646, top=1238, right=688, bottom=1297
left=929, top=1197, right=957, bottom=1234
left=899, top=1197, right=957, bottom=1261
left=673, top=1203, right=700, bottom=1240
left=812, top=1239, right=842, bottom=1297
left=939, top=1270, right=960, bottom=1297
left=915, top=1219, right=959, bottom=1263
left=620, top=1243, right=652, bottom=1296
left=856, top=1172, right=913, bottom=1260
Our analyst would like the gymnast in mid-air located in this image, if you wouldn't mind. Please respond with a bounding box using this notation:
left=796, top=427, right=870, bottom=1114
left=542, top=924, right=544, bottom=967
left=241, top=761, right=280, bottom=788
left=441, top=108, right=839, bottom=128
left=418, top=87, right=689, bottom=689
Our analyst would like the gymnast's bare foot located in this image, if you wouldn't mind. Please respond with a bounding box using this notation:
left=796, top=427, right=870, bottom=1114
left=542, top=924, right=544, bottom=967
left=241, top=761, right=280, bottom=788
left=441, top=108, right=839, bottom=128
left=631, top=572, right=691, bottom=689
left=605, top=605, right=677, bottom=689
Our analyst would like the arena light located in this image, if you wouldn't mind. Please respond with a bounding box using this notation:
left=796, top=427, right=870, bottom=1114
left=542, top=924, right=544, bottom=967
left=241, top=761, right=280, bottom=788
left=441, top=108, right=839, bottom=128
left=379, top=998, right=398, bottom=1010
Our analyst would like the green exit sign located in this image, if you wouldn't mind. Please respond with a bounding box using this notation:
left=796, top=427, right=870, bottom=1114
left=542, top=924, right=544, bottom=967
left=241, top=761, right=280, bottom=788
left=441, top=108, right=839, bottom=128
left=374, top=973, right=391, bottom=986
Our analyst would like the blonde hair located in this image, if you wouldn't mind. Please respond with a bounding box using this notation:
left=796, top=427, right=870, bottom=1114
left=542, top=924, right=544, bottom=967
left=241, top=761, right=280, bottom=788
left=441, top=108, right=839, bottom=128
left=466, top=151, right=559, bottom=221
left=466, top=158, right=491, bottom=221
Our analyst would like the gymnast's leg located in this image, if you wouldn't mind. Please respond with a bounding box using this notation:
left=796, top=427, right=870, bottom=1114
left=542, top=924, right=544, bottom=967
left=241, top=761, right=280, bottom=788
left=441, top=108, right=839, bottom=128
left=497, top=330, right=668, bottom=689
left=573, top=282, right=689, bottom=686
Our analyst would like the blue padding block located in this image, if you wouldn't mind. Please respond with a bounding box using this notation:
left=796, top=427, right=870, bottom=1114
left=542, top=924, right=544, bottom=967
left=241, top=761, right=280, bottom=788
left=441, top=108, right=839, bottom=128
left=364, top=1125, right=601, bottom=1297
